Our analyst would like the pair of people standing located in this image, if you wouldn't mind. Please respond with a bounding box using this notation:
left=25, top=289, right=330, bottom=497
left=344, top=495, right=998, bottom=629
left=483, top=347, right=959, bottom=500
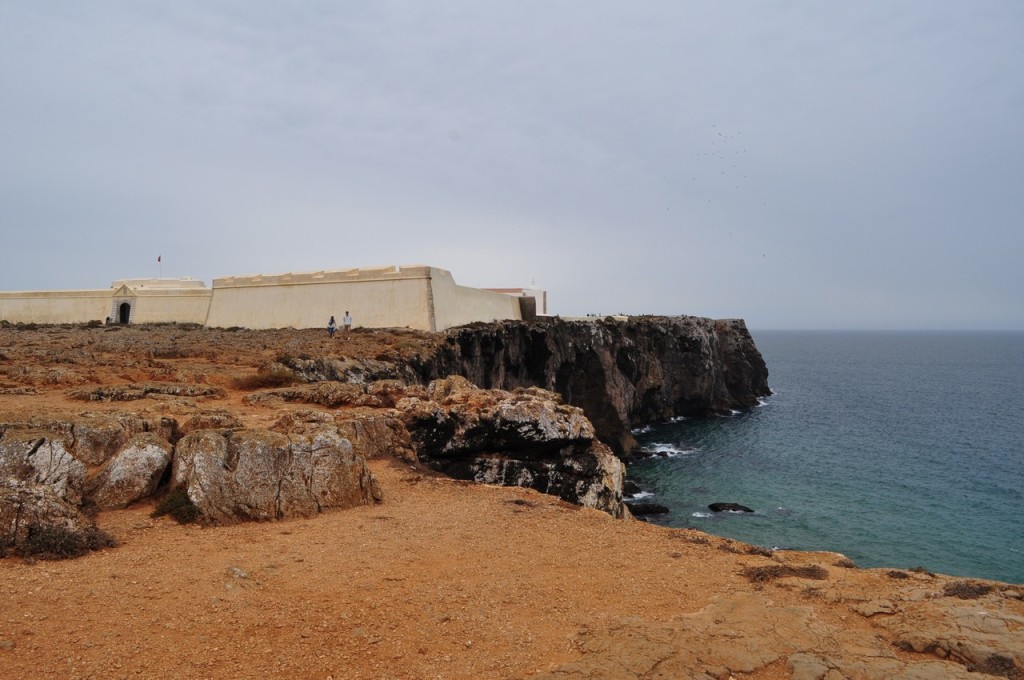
left=327, top=312, right=352, bottom=339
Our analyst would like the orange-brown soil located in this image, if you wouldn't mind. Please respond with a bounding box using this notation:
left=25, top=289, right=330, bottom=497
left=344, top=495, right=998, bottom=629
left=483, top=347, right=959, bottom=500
left=1, top=324, right=1021, bottom=679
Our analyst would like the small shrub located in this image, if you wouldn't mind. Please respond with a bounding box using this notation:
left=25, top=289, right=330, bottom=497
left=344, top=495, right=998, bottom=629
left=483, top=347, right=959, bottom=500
left=833, top=557, right=857, bottom=569
left=910, top=566, right=935, bottom=577
left=887, top=570, right=911, bottom=579
left=742, top=564, right=829, bottom=583
left=746, top=545, right=774, bottom=557
left=943, top=580, right=994, bottom=600
left=151, top=488, right=200, bottom=524
left=19, top=524, right=117, bottom=560
left=972, top=654, right=1020, bottom=677
left=230, top=368, right=298, bottom=390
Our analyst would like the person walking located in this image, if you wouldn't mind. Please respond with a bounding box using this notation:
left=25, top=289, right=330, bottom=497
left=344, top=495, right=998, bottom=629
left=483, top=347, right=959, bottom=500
left=342, top=311, right=352, bottom=339
left=327, top=315, right=337, bottom=338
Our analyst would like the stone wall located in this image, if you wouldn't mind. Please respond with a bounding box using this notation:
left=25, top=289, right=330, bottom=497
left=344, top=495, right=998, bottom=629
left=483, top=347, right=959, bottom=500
left=430, top=268, right=525, bottom=331
left=0, top=266, right=525, bottom=331
left=0, top=290, right=112, bottom=325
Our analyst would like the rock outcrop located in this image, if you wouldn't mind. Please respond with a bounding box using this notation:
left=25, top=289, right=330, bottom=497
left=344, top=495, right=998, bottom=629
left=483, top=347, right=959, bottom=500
left=85, top=433, right=174, bottom=509
left=0, top=479, right=112, bottom=559
left=0, top=431, right=87, bottom=505
left=424, top=316, right=770, bottom=457
left=276, top=356, right=421, bottom=385
left=334, top=415, right=417, bottom=463
left=399, top=376, right=626, bottom=517
left=0, top=412, right=177, bottom=466
left=67, top=382, right=225, bottom=402
left=171, top=427, right=382, bottom=524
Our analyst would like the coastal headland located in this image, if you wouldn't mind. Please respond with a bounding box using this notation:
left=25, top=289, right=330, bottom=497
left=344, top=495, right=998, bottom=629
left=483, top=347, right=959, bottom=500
left=1, top=319, right=1021, bottom=678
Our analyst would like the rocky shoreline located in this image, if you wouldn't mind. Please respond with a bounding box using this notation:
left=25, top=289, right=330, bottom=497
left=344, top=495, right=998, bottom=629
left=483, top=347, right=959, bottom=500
left=1, top=319, right=1021, bottom=678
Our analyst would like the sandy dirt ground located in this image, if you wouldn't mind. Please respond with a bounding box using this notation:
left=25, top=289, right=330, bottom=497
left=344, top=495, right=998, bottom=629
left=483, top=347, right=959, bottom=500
left=1, top=325, right=1021, bottom=679
left=0, top=459, right=901, bottom=679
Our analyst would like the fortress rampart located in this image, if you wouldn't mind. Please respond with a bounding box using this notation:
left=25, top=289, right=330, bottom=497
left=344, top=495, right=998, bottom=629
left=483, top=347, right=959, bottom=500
left=0, top=265, right=529, bottom=331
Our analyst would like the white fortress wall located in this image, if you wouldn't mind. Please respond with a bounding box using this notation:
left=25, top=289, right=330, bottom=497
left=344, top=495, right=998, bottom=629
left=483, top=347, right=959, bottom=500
left=204, top=265, right=435, bottom=330
left=125, top=288, right=214, bottom=325
left=1, top=266, right=526, bottom=330
left=0, top=290, right=112, bottom=325
left=429, top=268, right=523, bottom=331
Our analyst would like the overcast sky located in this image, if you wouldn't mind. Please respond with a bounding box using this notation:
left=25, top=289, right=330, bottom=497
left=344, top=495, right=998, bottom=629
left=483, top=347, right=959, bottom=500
left=2, top=2, right=1021, bottom=329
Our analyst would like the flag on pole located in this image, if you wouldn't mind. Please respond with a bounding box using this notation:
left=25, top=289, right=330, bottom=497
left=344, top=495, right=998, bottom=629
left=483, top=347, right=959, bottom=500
left=157, top=255, right=161, bottom=262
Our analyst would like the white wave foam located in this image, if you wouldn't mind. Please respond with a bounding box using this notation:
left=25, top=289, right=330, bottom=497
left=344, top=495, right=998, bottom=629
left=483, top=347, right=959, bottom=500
left=627, top=491, right=654, bottom=500
left=631, top=425, right=653, bottom=434
left=641, top=443, right=695, bottom=457
left=691, top=512, right=713, bottom=518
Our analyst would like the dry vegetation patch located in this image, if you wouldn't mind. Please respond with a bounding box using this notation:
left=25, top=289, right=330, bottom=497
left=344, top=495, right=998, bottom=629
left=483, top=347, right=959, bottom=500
left=943, top=580, right=994, bottom=599
left=742, top=564, right=829, bottom=583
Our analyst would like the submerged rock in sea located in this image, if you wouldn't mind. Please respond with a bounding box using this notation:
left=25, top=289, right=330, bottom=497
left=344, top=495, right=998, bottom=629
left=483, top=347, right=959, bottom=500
left=625, top=501, right=670, bottom=516
left=709, top=502, right=754, bottom=513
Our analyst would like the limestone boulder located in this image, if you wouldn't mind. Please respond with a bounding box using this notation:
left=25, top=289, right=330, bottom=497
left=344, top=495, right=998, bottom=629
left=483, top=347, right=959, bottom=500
left=85, top=433, right=174, bottom=509
left=0, top=431, right=87, bottom=505
left=172, top=427, right=382, bottom=524
left=335, top=415, right=417, bottom=463
left=179, top=411, right=244, bottom=435
left=0, top=479, right=101, bottom=556
left=28, top=414, right=128, bottom=465
left=2, top=412, right=177, bottom=466
left=270, top=410, right=416, bottom=462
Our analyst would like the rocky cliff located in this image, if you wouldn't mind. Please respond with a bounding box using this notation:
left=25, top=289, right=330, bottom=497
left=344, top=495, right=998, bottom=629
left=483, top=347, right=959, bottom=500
left=424, top=316, right=770, bottom=457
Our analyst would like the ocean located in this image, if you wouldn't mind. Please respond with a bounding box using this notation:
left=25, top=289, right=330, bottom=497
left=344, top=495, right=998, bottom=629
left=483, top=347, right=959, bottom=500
left=627, top=330, right=1024, bottom=584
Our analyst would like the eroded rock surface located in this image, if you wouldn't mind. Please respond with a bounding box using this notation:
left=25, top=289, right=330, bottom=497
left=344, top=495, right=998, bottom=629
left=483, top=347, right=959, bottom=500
left=0, top=479, right=100, bottom=555
left=85, top=433, right=174, bottom=509
left=0, top=431, right=87, bottom=505
left=529, top=588, right=1015, bottom=680
left=172, top=427, right=382, bottom=524
left=400, top=376, right=625, bottom=517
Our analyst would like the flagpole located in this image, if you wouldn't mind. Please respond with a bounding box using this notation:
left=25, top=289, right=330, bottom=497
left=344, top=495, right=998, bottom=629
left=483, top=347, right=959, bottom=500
left=158, top=255, right=162, bottom=280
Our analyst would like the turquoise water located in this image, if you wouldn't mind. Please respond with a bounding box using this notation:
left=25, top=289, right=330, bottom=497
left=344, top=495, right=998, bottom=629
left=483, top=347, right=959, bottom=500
left=628, top=331, right=1024, bottom=584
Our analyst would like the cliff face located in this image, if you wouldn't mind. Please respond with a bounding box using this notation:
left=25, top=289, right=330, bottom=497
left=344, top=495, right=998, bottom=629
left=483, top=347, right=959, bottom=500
left=424, top=316, right=770, bottom=458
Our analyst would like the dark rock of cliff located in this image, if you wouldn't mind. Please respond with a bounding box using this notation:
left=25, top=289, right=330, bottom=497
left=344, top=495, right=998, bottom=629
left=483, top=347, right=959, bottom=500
left=422, top=316, right=769, bottom=458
